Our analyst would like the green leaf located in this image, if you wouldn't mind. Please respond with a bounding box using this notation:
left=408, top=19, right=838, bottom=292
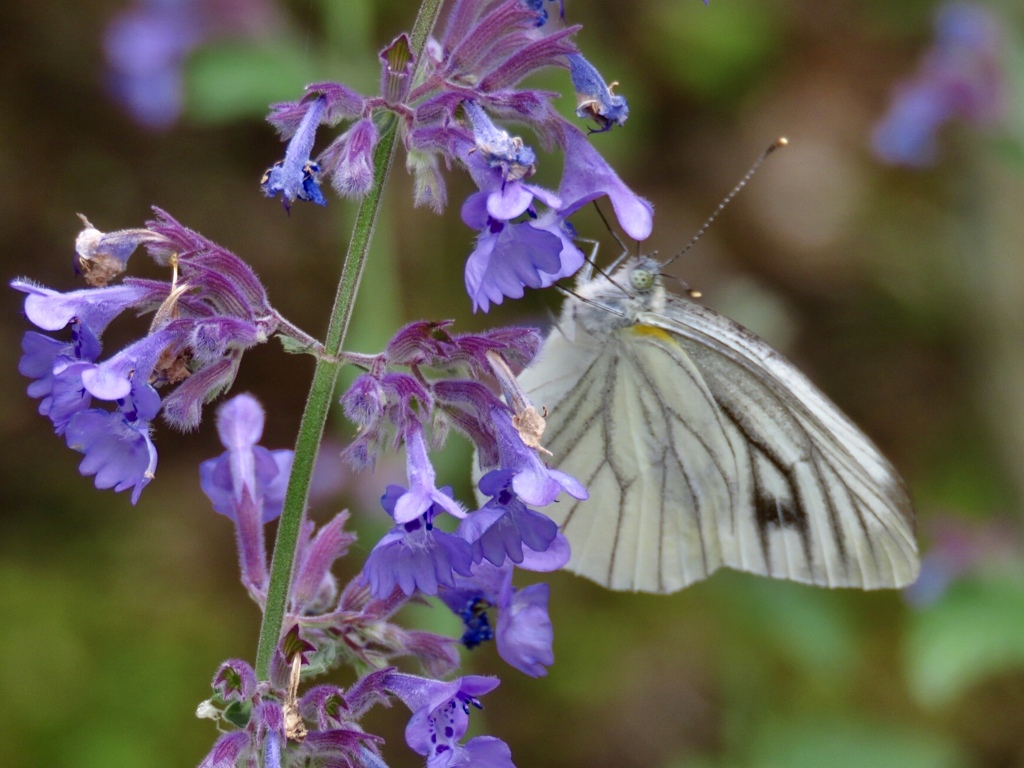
left=222, top=701, right=251, bottom=729
left=185, top=40, right=321, bottom=123
left=906, top=573, right=1024, bottom=706
left=277, top=334, right=317, bottom=356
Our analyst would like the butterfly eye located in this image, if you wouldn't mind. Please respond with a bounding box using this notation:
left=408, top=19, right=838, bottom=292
left=630, top=268, right=654, bottom=291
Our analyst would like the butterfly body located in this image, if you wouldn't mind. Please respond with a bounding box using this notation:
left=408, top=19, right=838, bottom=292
left=518, top=257, right=919, bottom=593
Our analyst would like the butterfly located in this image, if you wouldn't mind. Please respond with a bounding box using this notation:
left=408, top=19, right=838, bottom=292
left=515, top=255, right=919, bottom=593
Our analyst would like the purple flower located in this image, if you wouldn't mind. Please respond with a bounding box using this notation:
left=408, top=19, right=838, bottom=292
left=567, top=53, right=629, bottom=133
left=460, top=127, right=560, bottom=222
left=198, top=732, right=250, bottom=768
left=496, top=582, right=554, bottom=677
left=199, top=394, right=294, bottom=591
left=463, top=213, right=584, bottom=313
left=74, top=216, right=163, bottom=286
left=363, top=484, right=474, bottom=599
left=460, top=144, right=584, bottom=313
left=80, top=324, right=185, bottom=401
left=18, top=321, right=101, bottom=434
left=394, top=426, right=466, bottom=524
left=64, top=377, right=161, bottom=504
left=385, top=673, right=514, bottom=768
left=212, top=658, right=258, bottom=702
left=339, top=322, right=541, bottom=472
left=199, top=394, right=292, bottom=522
left=459, top=470, right=561, bottom=568
left=13, top=210, right=282, bottom=501
left=440, top=559, right=557, bottom=677
left=260, top=0, right=656, bottom=318
left=104, top=1, right=202, bottom=128
left=320, top=118, right=379, bottom=198
left=290, top=510, right=356, bottom=612
left=872, top=2, right=1004, bottom=167
left=463, top=101, right=537, bottom=184
left=266, top=0, right=579, bottom=213
left=262, top=95, right=329, bottom=209
left=12, top=280, right=150, bottom=335
left=491, top=407, right=587, bottom=507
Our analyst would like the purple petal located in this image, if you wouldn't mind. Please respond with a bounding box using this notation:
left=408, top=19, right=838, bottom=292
left=81, top=326, right=181, bottom=401
left=262, top=95, right=329, bottom=209
left=519, top=531, right=571, bottom=571
left=363, top=526, right=474, bottom=598
left=213, top=658, right=258, bottom=702
left=13, top=280, right=148, bottom=334
left=322, top=117, right=379, bottom=198
left=160, top=356, right=240, bottom=431
left=461, top=191, right=492, bottom=230
left=216, top=392, right=265, bottom=451
left=465, top=220, right=577, bottom=313
left=198, top=732, right=250, bottom=768
left=457, top=736, right=516, bottom=768
left=496, top=583, right=553, bottom=677
left=65, top=409, right=158, bottom=504
left=557, top=122, right=653, bottom=240
left=294, top=512, right=358, bottom=606
left=486, top=182, right=535, bottom=220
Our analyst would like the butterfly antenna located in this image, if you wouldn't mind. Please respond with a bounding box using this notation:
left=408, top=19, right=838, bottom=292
left=575, top=223, right=632, bottom=296
left=662, top=137, right=788, bottom=269
left=592, top=201, right=628, bottom=256
left=556, top=285, right=627, bottom=317
left=592, top=200, right=642, bottom=275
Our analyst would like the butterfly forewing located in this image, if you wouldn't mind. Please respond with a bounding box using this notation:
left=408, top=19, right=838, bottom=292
left=519, top=324, right=737, bottom=592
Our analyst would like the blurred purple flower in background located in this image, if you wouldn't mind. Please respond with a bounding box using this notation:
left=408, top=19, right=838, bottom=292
left=872, top=2, right=1005, bottom=166
left=903, top=516, right=1021, bottom=608
left=104, top=0, right=277, bottom=128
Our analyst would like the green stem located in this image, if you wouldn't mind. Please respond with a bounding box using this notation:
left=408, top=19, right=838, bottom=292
left=254, top=0, right=446, bottom=680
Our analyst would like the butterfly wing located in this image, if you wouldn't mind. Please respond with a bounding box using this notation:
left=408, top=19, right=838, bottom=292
left=518, top=300, right=918, bottom=593
left=518, top=322, right=740, bottom=592
left=645, top=298, right=918, bottom=590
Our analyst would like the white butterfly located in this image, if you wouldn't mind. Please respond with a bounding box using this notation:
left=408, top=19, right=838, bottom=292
left=516, top=256, right=919, bottom=593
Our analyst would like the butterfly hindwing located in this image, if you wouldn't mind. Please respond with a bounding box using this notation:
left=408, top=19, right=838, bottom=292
left=645, top=300, right=918, bottom=589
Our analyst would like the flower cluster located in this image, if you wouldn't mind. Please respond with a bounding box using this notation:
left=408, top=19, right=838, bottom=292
left=27, top=3, right=673, bottom=768
left=201, top=658, right=513, bottom=768
left=261, top=0, right=653, bottom=310
left=196, top=394, right=534, bottom=767
left=340, top=320, right=585, bottom=677
left=13, top=211, right=288, bottom=503
left=872, top=1, right=1005, bottom=166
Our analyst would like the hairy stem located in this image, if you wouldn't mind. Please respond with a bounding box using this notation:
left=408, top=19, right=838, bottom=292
left=254, top=0, right=446, bottom=679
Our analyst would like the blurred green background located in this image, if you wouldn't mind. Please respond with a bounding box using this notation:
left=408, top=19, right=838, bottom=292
left=3, top=0, right=1024, bottom=766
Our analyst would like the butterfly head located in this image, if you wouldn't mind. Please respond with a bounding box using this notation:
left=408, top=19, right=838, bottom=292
left=626, top=256, right=661, bottom=294
left=570, top=255, right=667, bottom=337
